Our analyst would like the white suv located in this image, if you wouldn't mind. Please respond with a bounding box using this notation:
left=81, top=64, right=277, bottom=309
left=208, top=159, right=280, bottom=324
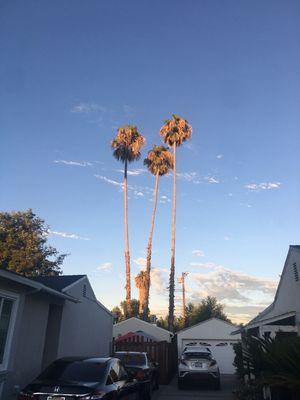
left=178, top=346, right=220, bottom=390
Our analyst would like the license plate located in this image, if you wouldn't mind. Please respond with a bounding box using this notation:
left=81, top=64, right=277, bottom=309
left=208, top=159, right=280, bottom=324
left=47, top=397, right=65, bottom=400
left=194, top=362, right=202, bottom=367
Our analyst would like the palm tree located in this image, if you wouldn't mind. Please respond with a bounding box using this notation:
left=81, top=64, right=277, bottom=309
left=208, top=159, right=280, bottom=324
left=142, top=145, right=173, bottom=320
left=135, top=270, right=148, bottom=316
left=160, top=115, right=192, bottom=331
left=112, top=125, right=145, bottom=317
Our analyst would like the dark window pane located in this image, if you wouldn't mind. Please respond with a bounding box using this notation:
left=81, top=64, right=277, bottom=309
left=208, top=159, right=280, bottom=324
left=39, top=361, right=107, bottom=382
left=0, top=298, right=13, bottom=363
left=115, top=353, right=146, bottom=366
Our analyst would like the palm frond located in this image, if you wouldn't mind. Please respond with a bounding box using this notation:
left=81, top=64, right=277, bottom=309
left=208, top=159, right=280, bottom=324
left=144, top=145, right=173, bottom=176
left=111, top=125, right=145, bottom=163
left=160, top=115, right=192, bottom=147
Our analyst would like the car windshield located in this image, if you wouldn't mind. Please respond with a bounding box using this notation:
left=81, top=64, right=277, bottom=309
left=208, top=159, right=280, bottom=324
left=183, top=352, right=211, bottom=360
left=116, top=353, right=146, bottom=366
left=38, top=360, right=107, bottom=382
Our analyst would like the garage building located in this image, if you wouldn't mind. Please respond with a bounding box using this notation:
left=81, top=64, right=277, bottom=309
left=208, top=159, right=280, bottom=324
left=177, top=317, right=241, bottom=374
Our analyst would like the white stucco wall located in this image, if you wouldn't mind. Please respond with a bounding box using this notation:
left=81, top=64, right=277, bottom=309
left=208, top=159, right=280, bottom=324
left=113, top=317, right=173, bottom=342
left=57, top=278, right=113, bottom=358
left=177, top=318, right=240, bottom=354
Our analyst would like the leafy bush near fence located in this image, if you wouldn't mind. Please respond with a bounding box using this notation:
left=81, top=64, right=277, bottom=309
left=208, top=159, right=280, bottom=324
left=233, top=335, right=300, bottom=400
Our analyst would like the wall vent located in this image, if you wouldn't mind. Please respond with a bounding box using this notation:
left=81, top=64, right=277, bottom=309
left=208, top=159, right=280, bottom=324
left=292, top=263, right=299, bottom=282
left=83, top=284, right=87, bottom=297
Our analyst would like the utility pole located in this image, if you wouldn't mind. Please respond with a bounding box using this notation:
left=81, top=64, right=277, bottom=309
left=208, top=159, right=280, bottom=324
left=178, top=272, right=189, bottom=326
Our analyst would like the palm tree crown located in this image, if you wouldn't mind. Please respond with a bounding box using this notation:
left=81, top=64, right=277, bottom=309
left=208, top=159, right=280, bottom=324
left=144, top=145, right=173, bottom=176
left=160, top=114, right=192, bottom=146
left=112, top=125, right=146, bottom=162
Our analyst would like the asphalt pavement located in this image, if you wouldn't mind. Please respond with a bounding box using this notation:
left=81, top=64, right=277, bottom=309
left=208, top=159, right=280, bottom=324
left=153, top=375, right=237, bottom=400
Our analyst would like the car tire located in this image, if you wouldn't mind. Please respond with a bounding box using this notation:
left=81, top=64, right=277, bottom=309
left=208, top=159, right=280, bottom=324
left=177, top=378, right=184, bottom=390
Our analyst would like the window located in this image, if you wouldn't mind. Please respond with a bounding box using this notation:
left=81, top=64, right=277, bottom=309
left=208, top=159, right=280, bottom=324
left=39, top=360, right=107, bottom=382
left=109, top=364, right=119, bottom=382
left=216, top=342, right=228, bottom=347
left=0, top=295, right=15, bottom=368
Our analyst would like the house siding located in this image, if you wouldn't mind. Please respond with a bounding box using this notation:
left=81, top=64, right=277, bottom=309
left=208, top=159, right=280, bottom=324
left=57, top=278, right=113, bottom=358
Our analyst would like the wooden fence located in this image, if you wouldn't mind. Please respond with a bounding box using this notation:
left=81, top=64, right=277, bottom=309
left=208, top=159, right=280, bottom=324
left=114, top=339, right=178, bottom=384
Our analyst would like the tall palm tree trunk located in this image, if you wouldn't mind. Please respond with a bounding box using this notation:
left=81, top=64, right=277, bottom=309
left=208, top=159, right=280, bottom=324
left=168, top=143, right=177, bottom=331
left=124, top=159, right=131, bottom=317
left=143, top=171, right=160, bottom=321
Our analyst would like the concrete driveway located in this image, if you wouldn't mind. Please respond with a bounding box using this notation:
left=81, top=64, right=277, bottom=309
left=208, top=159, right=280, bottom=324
left=153, top=375, right=237, bottom=400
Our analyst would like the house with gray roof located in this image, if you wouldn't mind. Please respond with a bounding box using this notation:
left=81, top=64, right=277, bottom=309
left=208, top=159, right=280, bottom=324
left=242, top=245, right=300, bottom=338
left=0, top=270, right=113, bottom=399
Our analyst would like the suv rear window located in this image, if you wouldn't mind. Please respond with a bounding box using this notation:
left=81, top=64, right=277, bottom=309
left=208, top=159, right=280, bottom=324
left=183, top=352, right=211, bottom=360
left=39, top=360, right=107, bottom=382
left=115, top=353, right=146, bottom=366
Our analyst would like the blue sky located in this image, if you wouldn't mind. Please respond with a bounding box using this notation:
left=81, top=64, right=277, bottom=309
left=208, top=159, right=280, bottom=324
left=1, top=0, right=299, bottom=322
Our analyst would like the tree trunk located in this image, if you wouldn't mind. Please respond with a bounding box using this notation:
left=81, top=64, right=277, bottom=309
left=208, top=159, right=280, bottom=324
left=124, top=159, right=131, bottom=317
left=168, top=143, right=177, bottom=332
left=143, top=172, right=160, bottom=321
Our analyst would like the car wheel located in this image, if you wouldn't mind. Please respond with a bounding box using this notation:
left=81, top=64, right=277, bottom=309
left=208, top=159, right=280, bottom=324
left=177, top=378, right=184, bottom=390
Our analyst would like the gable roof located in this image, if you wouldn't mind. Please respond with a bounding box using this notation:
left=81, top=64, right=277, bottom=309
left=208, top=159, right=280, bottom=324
left=245, top=245, right=300, bottom=328
left=30, top=275, right=86, bottom=292
left=0, top=269, right=78, bottom=302
left=114, top=317, right=173, bottom=336
left=177, top=317, right=238, bottom=334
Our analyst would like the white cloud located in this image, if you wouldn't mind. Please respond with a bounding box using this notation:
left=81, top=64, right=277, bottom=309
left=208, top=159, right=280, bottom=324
left=245, top=182, right=282, bottom=191
left=54, top=160, right=92, bottom=167
left=98, top=262, right=113, bottom=271
left=94, top=174, right=124, bottom=188
left=204, top=176, right=220, bottom=184
left=223, top=236, right=231, bottom=241
left=192, top=249, right=205, bottom=257
left=134, top=257, right=147, bottom=269
left=71, top=103, right=106, bottom=114
left=188, top=263, right=278, bottom=306
left=48, top=230, right=90, bottom=241
left=216, top=154, right=223, bottom=159
left=95, top=174, right=157, bottom=201
left=116, top=168, right=146, bottom=176
left=134, top=191, right=144, bottom=197
left=160, top=195, right=171, bottom=203
left=176, top=172, right=220, bottom=185
left=150, top=267, right=168, bottom=295
left=176, top=172, right=201, bottom=184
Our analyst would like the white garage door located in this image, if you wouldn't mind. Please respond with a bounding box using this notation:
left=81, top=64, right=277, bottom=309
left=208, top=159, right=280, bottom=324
left=181, top=340, right=237, bottom=374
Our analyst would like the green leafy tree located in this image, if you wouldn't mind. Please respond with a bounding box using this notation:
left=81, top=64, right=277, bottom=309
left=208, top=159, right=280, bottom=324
left=111, top=126, right=146, bottom=317
left=120, top=299, right=140, bottom=319
left=157, top=297, right=230, bottom=332
left=0, top=209, right=66, bottom=276
left=143, top=145, right=173, bottom=320
left=187, top=296, right=231, bottom=326
left=111, top=306, right=124, bottom=323
left=160, top=115, right=192, bottom=331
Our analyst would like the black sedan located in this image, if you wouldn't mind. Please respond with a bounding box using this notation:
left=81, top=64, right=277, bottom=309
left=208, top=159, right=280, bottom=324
left=115, top=352, right=159, bottom=400
left=18, top=357, right=141, bottom=399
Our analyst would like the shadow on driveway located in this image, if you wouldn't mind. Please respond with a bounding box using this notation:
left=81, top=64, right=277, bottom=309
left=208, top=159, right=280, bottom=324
left=153, top=374, right=238, bottom=399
